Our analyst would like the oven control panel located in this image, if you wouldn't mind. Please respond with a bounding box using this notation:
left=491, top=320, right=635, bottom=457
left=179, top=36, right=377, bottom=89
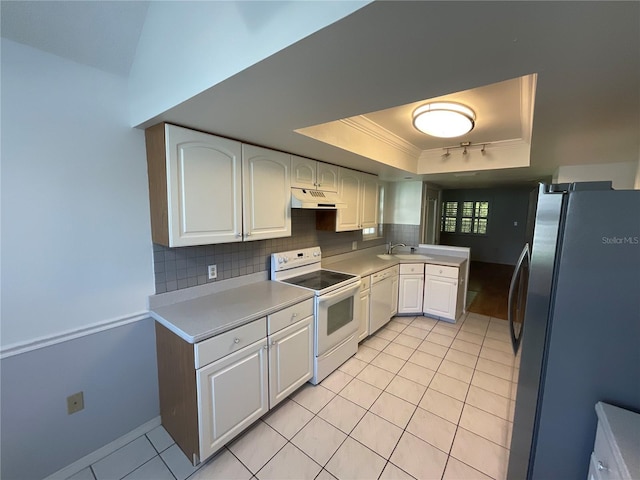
left=271, top=247, right=321, bottom=272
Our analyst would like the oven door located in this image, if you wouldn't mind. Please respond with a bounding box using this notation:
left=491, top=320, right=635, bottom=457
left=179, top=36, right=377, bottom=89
left=316, top=279, right=361, bottom=356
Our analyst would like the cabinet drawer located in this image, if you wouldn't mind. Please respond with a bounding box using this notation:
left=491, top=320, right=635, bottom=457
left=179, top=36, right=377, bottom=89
left=593, top=424, right=624, bottom=479
left=425, top=264, right=458, bottom=279
left=195, top=318, right=267, bottom=368
left=400, top=263, right=424, bottom=275
left=360, top=275, right=371, bottom=291
left=268, top=299, right=314, bottom=335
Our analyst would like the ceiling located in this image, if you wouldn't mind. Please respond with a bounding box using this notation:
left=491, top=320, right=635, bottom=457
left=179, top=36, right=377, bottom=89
left=0, top=1, right=149, bottom=76
left=360, top=77, right=525, bottom=151
left=2, top=1, right=638, bottom=189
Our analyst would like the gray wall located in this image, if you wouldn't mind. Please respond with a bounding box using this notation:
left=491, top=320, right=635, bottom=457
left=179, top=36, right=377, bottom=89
left=0, top=319, right=160, bottom=480
left=439, top=187, right=532, bottom=265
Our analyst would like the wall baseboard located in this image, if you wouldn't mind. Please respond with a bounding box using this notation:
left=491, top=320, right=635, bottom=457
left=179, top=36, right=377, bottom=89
left=43, top=416, right=162, bottom=480
left=0, top=312, right=150, bottom=359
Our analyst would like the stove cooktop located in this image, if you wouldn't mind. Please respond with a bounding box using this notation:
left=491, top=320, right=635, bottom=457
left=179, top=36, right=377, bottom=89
left=281, top=269, right=357, bottom=292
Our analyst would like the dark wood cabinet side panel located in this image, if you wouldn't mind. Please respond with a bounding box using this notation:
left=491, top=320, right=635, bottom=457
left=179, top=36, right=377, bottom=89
left=145, top=123, right=170, bottom=246
left=155, top=322, right=199, bottom=463
left=315, top=210, right=338, bottom=231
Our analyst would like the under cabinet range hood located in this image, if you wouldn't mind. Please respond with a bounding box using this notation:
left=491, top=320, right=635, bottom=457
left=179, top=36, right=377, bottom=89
left=291, top=188, right=346, bottom=209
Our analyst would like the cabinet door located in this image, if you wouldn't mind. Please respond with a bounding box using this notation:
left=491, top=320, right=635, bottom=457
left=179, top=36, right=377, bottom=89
left=165, top=125, right=242, bottom=246
left=317, top=162, right=338, bottom=192
left=357, top=289, right=370, bottom=342
left=391, top=274, right=399, bottom=317
left=291, top=155, right=317, bottom=189
left=336, top=168, right=362, bottom=231
left=423, top=275, right=457, bottom=319
left=360, top=174, right=379, bottom=229
left=242, top=145, right=291, bottom=241
left=268, top=316, right=313, bottom=408
left=197, top=338, right=268, bottom=461
left=398, top=275, right=424, bottom=314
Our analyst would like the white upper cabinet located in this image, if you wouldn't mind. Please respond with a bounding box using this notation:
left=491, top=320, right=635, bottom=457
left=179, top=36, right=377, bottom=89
left=146, top=123, right=242, bottom=247
left=360, top=173, right=379, bottom=229
left=242, top=144, right=291, bottom=241
left=145, top=123, right=292, bottom=246
left=334, top=168, right=379, bottom=232
left=336, top=168, right=362, bottom=231
left=291, top=156, right=338, bottom=192
left=316, top=162, right=339, bottom=192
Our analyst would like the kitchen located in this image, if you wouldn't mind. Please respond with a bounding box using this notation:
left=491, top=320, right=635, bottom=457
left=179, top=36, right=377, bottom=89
left=2, top=2, right=639, bottom=480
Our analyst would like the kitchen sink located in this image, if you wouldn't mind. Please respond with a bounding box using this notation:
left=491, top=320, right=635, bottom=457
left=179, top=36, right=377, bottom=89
left=394, top=254, right=433, bottom=260
left=377, top=253, right=434, bottom=261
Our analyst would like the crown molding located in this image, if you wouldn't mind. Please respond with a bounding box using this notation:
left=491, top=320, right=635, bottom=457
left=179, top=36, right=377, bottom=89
left=340, top=115, right=422, bottom=158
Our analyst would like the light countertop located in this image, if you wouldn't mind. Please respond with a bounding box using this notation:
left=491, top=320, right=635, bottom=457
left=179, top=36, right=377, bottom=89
left=150, top=281, right=313, bottom=343
left=150, top=249, right=467, bottom=344
left=323, top=252, right=467, bottom=277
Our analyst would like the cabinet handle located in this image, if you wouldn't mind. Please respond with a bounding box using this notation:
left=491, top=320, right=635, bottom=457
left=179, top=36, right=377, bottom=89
left=234, top=338, right=240, bottom=344
left=235, top=233, right=242, bottom=238
left=597, top=461, right=608, bottom=472
left=271, top=340, right=276, bottom=346
left=292, top=313, right=298, bottom=318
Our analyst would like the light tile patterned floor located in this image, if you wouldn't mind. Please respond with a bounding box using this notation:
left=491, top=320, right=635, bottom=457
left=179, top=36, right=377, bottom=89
left=68, top=313, right=518, bottom=480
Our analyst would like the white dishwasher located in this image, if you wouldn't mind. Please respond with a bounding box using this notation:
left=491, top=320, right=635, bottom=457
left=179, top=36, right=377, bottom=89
left=369, top=265, right=399, bottom=334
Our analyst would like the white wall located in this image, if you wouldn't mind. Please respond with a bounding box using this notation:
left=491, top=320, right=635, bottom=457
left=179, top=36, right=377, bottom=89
left=129, top=1, right=369, bottom=126
left=635, top=157, right=640, bottom=189
left=552, top=161, right=639, bottom=190
left=1, top=39, right=155, bottom=349
left=384, top=181, right=423, bottom=225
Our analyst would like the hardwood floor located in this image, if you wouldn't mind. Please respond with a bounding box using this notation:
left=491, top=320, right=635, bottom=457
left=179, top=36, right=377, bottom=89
left=466, top=261, right=514, bottom=320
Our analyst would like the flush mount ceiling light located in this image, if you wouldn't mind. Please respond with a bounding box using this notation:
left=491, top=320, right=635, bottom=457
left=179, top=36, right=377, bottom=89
left=412, top=102, right=476, bottom=138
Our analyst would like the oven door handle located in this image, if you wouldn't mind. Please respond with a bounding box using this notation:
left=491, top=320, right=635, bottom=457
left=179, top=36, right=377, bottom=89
left=319, top=279, right=361, bottom=301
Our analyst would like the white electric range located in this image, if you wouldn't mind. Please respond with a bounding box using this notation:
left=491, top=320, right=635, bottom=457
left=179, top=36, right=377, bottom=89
left=271, top=247, right=361, bottom=384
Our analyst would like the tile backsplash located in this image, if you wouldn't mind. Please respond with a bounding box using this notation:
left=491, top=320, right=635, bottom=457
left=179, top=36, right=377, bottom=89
left=385, top=223, right=421, bottom=247
left=153, top=209, right=389, bottom=294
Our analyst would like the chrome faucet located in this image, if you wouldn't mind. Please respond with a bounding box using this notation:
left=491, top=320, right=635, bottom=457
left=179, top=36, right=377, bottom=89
left=387, top=243, right=406, bottom=255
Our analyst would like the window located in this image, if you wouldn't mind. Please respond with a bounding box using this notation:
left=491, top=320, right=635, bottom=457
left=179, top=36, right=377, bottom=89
left=441, top=201, right=458, bottom=233
left=441, top=200, right=489, bottom=234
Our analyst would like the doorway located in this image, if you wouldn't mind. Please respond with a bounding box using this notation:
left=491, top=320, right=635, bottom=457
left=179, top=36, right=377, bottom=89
left=466, top=261, right=514, bottom=320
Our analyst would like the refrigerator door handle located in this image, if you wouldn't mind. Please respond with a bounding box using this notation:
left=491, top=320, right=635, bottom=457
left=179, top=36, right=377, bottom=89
left=509, top=243, right=530, bottom=354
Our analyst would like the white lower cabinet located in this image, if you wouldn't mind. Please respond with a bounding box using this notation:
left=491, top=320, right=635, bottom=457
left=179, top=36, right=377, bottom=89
left=398, top=264, right=424, bottom=314
left=357, top=275, right=371, bottom=342
left=589, top=402, right=640, bottom=480
left=156, top=298, right=314, bottom=466
left=268, top=315, right=313, bottom=407
left=197, top=339, right=269, bottom=461
left=423, top=264, right=464, bottom=321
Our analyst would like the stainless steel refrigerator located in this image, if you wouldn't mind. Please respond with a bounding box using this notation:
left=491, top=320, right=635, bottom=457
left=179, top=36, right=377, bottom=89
left=506, top=182, right=640, bottom=479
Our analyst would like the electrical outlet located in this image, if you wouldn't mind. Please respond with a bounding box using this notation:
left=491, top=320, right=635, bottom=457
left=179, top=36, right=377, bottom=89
left=352, top=241, right=358, bottom=251
left=67, top=391, right=84, bottom=415
left=208, top=264, right=217, bottom=280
